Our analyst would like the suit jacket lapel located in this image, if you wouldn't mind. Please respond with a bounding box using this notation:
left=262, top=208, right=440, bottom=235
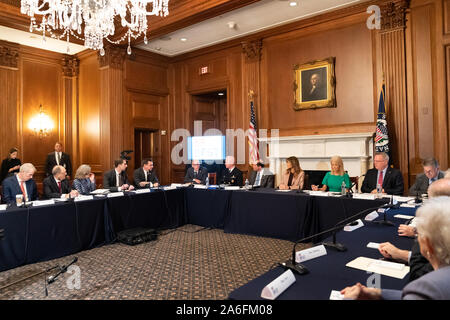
left=383, top=168, right=391, bottom=188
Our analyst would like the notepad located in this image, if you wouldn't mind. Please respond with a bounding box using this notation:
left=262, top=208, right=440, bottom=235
left=346, top=257, right=409, bottom=279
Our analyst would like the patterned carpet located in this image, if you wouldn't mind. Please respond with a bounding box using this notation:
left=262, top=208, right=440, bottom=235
left=0, top=225, right=309, bottom=300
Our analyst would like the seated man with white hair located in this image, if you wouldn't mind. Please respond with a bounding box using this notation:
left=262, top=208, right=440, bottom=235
left=1, top=163, right=39, bottom=204
left=341, top=196, right=450, bottom=299
left=220, top=156, right=243, bottom=186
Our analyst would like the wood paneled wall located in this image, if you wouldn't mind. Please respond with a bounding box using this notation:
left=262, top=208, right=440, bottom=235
left=1, top=0, right=448, bottom=191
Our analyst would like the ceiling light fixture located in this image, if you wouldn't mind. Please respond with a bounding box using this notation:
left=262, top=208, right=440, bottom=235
left=20, top=0, right=170, bottom=56
left=180, top=38, right=187, bottom=42
left=289, top=1, right=298, bottom=6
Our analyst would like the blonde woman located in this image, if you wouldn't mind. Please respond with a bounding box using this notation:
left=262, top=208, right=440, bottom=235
left=311, top=156, right=350, bottom=192
left=278, top=156, right=304, bottom=190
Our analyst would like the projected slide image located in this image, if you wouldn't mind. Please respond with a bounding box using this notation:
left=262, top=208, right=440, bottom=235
left=188, top=136, right=226, bottom=160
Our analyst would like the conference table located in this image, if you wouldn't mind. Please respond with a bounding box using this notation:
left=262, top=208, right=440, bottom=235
left=1, top=187, right=400, bottom=275
left=228, top=207, right=417, bottom=300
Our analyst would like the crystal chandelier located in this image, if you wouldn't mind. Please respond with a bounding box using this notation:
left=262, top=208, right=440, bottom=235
left=20, top=0, right=170, bottom=55
left=29, top=104, right=54, bottom=138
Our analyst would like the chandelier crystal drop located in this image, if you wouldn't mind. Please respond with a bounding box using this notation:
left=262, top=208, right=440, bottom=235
left=20, top=0, right=170, bottom=54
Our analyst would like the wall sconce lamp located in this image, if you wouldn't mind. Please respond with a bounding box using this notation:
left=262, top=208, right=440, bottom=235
left=29, top=104, right=54, bottom=138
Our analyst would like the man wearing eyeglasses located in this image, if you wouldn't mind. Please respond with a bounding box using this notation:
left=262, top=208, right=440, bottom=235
left=361, top=152, right=404, bottom=195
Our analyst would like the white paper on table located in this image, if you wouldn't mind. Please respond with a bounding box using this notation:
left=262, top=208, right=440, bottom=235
left=394, top=214, right=415, bottom=220
left=295, top=245, right=327, bottom=263
left=393, top=196, right=415, bottom=203
left=364, top=211, right=379, bottom=221
left=343, top=219, right=364, bottom=232
left=400, top=203, right=417, bottom=208
left=261, top=269, right=296, bottom=300
left=171, top=183, right=182, bottom=187
left=193, top=185, right=207, bottom=189
left=346, top=257, right=410, bottom=279
left=90, top=189, right=110, bottom=195
left=329, top=290, right=345, bottom=300
left=54, top=198, right=68, bottom=202
left=276, top=189, right=293, bottom=192
left=309, top=191, right=330, bottom=197
left=0, top=204, right=7, bottom=211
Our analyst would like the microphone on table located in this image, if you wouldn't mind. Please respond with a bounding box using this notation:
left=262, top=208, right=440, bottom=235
left=279, top=202, right=398, bottom=275
left=414, top=191, right=423, bottom=204
left=47, top=257, right=78, bottom=284
left=372, top=197, right=399, bottom=227
left=322, top=202, right=398, bottom=251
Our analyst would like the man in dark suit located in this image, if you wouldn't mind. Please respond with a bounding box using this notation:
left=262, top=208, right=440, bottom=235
left=45, top=142, right=72, bottom=179
left=248, top=161, right=274, bottom=188
left=409, top=158, right=445, bottom=196
left=184, top=159, right=208, bottom=184
left=1, top=163, right=38, bottom=204
left=43, top=165, right=79, bottom=199
left=134, top=158, right=159, bottom=188
left=361, top=152, right=404, bottom=195
left=103, top=159, right=135, bottom=192
left=220, top=156, right=243, bottom=186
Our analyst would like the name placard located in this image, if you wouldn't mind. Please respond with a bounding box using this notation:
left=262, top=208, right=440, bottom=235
left=364, top=211, right=379, bottom=221
left=296, top=245, right=327, bottom=263
left=352, top=193, right=376, bottom=200
left=0, top=204, right=7, bottom=211
left=107, top=192, right=124, bottom=198
left=32, top=199, right=55, bottom=206
left=261, top=270, right=296, bottom=300
left=343, top=219, right=364, bottom=232
left=135, top=189, right=151, bottom=194
left=194, top=185, right=207, bottom=189
left=74, top=195, right=94, bottom=201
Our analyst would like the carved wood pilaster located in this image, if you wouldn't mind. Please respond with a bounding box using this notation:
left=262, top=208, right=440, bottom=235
left=241, top=40, right=263, bottom=61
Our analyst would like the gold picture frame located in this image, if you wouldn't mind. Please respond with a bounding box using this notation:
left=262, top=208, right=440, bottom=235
left=293, top=57, right=336, bottom=110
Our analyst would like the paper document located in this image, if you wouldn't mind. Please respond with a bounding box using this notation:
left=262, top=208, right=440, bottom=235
left=346, top=257, right=409, bottom=279
left=90, top=189, right=110, bottom=194
left=394, top=214, right=414, bottom=220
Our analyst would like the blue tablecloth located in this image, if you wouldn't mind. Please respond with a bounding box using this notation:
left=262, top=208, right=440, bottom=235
left=0, top=188, right=410, bottom=273
left=228, top=207, right=417, bottom=300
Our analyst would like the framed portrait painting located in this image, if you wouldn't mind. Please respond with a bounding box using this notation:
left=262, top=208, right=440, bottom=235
left=293, top=57, right=336, bottom=110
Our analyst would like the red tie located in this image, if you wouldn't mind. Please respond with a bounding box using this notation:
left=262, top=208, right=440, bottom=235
left=20, top=181, right=27, bottom=201
left=58, top=181, right=62, bottom=193
left=377, top=171, right=383, bottom=186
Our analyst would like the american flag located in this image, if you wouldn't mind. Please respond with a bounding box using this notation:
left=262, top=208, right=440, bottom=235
left=248, top=99, right=259, bottom=163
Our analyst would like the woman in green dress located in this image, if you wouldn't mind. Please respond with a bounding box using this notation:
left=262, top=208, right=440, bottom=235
left=311, top=155, right=350, bottom=192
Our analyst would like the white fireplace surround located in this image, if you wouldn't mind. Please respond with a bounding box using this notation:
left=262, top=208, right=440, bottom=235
left=259, top=132, right=375, bottom=190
